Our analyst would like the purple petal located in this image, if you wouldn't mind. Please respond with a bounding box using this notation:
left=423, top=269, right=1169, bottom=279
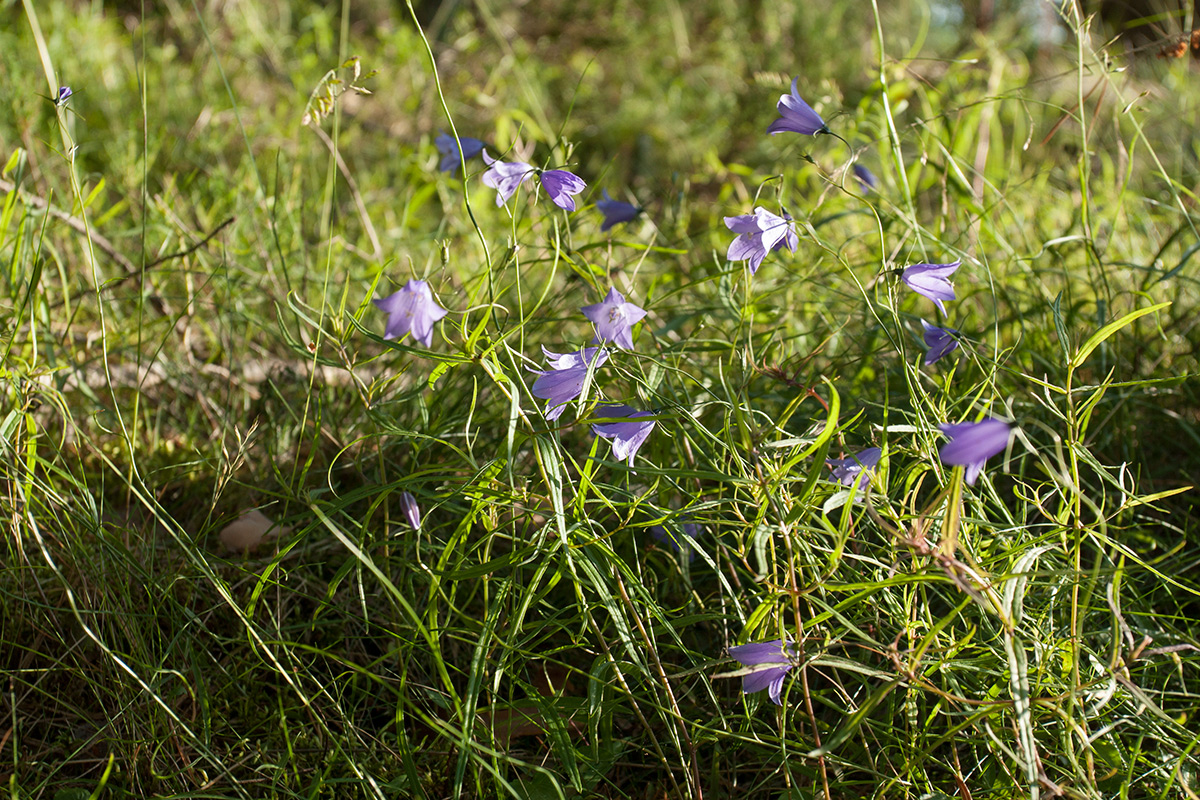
left=481, top=150, right=534, bottom=206
left=724, top=213, right=762, bottom=234
left=540, top=169, right=587, bottom=211
left=592, top=404, right=656, bottom=466
left=922, top=321, right=961, bottom=365
left=827, top=447, right=882, bottom=488
left=372, top=279, right=449, bottom=346
left=938, top=418, right=1012, bottom=485
left=728, top=640, right=796, bottom=666
left=581, top=288, right=648, bottom=350
left=400, top=491, right=422, bottom=531
left=435, top=132, right=486, bottom=172
left=767, top=77, right=827, bottom=136
left=596, top=190, right=641, bottom=231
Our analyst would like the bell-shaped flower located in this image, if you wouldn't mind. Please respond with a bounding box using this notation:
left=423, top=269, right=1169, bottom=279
left=400, top=491, right=422, bottom=531
left=766, top=78, right=828, bottom=136
left=539, top=169, right=587, bottom=211
left=827, top=447, right=882, bottom=491
left=853, top=164, right=878, bottom=192
left=373, top=279, right=449, bottom=347
left=482, top=150, right=535, bottom=206
left=938, top=418, right=1012, bottom=485
left=596, top=190, right=642, bottom=231
left=435, top=132, right=486, bottom=173
left=591, top=404, right=656, bottom=467
left=581, top=288, right=648, bottom=350
left=922, top=321, right=960, bottom=365
left=902, top=260, right=961, bottom=316
left=724, top=207, right=799, bottom=274
left=530, top=347, right=609, bottom=421
left=728, top=639, right=797, bottom=705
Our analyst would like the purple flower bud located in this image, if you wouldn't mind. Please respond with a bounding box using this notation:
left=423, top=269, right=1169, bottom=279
left=373, top=279, right=450, bottom=347
left=938, top=418, right=1012, bottom=485
left=435, top=132, right=486, bottom=173
left=596, top=189, right=641, bottom=231
left=400, top=491, right=421, bottom=531
left=728, top=639, right=797, bottom=705
left=591, top=404, right=656, bottom=467
left=766, top=78, right=828, bottom=137
left=581, top=288, right=648, bottom=350
left=853, top=164, right=878, bottom=192
left=56, top=86, right=72, bottom=105
left=902, top=260, right=961, bottom=316
left=539, top=169, right=587, bottom=211
left=922, top=321, right=960, bottom=365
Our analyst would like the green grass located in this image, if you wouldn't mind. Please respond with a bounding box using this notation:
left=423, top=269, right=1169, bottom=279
left=2, top=0, right=1200, bottom=798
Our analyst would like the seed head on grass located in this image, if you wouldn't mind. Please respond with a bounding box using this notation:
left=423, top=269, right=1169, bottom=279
left=728, top=640, right=797, bottom=705
left=373, top=279, right=449, bottom=347
left=938, top=418, right=1012, bottom=485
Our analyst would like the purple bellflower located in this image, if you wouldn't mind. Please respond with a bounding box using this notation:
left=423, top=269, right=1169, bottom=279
left=651, top=522, right=703, bottom=561
left=938, top=418, right=1012, bottom=486
left=400, top=491, right=422, bottom=531
left=853, top=164, right=878, bottom=192
left=531, top=347, right=609, bottom=421
left=767, top=78, right=828, bottom=136
left=435, top=132, right=486, bottom=173
left=540, top=169, right=587, bottom=211
left=373, top=279, right=450, bottom=347
left=728, top=639, right=797, bottom=705
left=827, top=447, right=882, bottom=491
left=482, top=150, right=535, bottom=206
left=724, top=207, right=799, bottom=274
left=922, top=321, right=961, bottom=365
left=592, top=404, right=657, bottom=467
left=902, top=260, right=961, bottom=316
left=56, top=86, right=73, bottom=106
left=581, top=288, right=648, bottom=350
left=596, top=190, right=642, bottom=231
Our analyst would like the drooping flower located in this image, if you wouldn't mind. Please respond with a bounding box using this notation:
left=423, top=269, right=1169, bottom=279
left=400, top=491, right=422, bottom=531
left=902, top=260, right=961, bottom=316
left=767, top=78, right=828, bottom=137
left=724, top=207, right=799, bottom=274
left=853, top=164, right=878, bottom=192
left=591, top=404, right=657, bottom=467
left=530, top=347, right=609, bottom=421
left=922, top=321, right=960, bottom=365
left=373, top=279, right=450, bottom=347
left=728, top=639, right=797, bottom=705
left=539, top=169, right=587, bottom=211
left=938, top=418, right=1012, bottom=486
left=581, top=288, right=648, bottom=350
left=482, top=150, right=535, bottom=206
left=596, top=190, right=642, bottom=231
left=651, top=521, right=703, bottom=561
left=435, top=132, right=486, bottom=173
left=55, top=86, right=73, bottom=106
left=827, top=447, right=882, bottom=491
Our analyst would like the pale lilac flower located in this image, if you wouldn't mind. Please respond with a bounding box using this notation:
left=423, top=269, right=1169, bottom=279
left=902, top=260, right=961, bottom=316
left=400, top=491, right=421, bottom=531
left=938, top=418, right=1012, bottom=485
left=540, top=169, right=587, bottom=211
left=922, top=321, right=960, bottom=365
left=591, top=404, right=656, bottom=466
left=827, top=447, right=882, bottom=491
left=728, top=639, right=797, bottom=705
left=767, top=78, right=828, bottom=136
left=482, top=150, right=535, bottom=206
left=596, top=190, right=641, bottom=231
left=435, top=132, right=486, bottom=173
left=531, top=347, right=609, bottom=421
left=581, top=288, right=648, bottom=350
left=373, top=279, right=449, bottom=346
left=853, top=164, right=878, bottom=192
left=724, top=207, right=799, bottom=274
